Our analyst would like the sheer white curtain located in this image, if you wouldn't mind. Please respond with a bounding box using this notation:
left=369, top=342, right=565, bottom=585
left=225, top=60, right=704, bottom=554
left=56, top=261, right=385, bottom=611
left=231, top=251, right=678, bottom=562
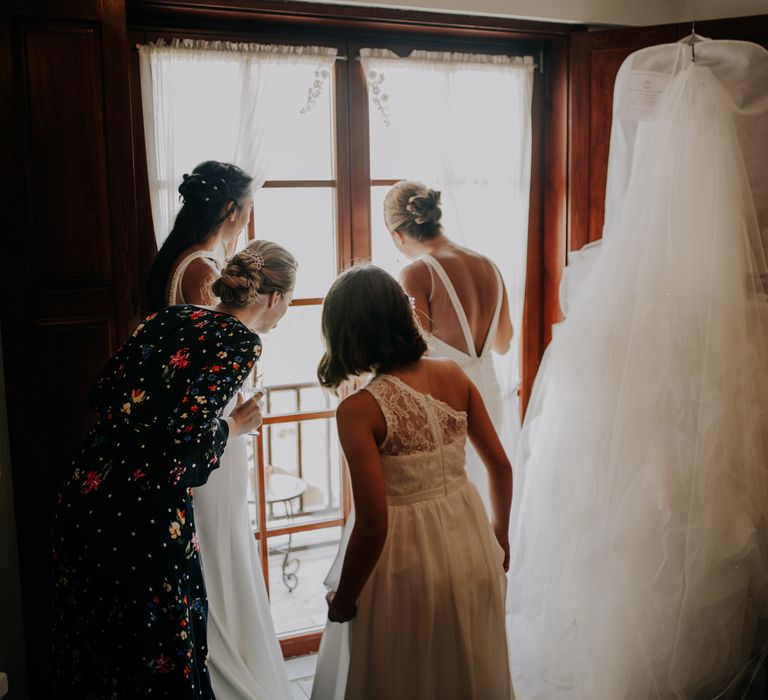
left=362, top=48, right=534, bottom=446
left=138, top=39, right=337, bottom=248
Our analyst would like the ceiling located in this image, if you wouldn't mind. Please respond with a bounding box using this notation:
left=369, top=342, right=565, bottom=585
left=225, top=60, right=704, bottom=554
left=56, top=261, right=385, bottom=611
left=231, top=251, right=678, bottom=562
left=290, top=0, right=768, bottom=26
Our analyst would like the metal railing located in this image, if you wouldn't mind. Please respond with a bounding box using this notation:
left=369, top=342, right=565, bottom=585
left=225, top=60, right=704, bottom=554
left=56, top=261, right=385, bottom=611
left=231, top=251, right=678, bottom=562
left=261, top=381, right=339, bottom=523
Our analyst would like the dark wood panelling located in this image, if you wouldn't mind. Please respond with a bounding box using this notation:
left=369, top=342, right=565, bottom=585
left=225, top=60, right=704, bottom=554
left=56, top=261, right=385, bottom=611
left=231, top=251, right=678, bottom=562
left=683, top=14, right=768, bottom=49
left=520, top=37, right=569, bottom=411
left=568, top=25, right=677, bottom=252
left=7, top=0, right=102, bottom=20
left=541, top=40, right=569, bottom=342
left=25, top=318, right=113, bottom=551
left=128, top=0, right=575, bottom=39
left=19, top=22, right=113, bottom=288
left=0, top=0, right=139, bottom=693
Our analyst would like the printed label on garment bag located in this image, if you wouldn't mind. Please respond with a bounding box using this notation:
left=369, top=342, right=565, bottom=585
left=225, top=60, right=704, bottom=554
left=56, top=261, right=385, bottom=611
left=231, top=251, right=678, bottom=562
left=620, top=71, right=673, bottom=121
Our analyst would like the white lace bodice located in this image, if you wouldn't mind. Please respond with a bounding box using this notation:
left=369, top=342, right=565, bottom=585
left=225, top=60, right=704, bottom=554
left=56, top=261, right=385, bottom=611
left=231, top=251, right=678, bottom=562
left=363, top=375, right=468, bottom=505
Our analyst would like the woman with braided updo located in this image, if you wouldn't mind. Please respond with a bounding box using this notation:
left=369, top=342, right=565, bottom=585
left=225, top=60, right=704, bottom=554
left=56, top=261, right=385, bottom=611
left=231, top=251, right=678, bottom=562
left=149, top=164, right=294, bottom=700
left=51, top=241, right=296, bottom=699
left=194, top=242, right=296, bottom=700
left=383, top=180, right=513, bottom=517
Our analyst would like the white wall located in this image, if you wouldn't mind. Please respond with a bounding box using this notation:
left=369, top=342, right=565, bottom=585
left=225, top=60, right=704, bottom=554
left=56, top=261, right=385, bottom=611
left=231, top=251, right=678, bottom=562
left=291, top=0, right=768, bottom=25
left=0, top=329, right=28, bottom=699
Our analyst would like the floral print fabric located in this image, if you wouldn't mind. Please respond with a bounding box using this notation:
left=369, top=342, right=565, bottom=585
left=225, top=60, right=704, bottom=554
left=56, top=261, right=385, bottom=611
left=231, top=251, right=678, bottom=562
left=50, top=305, right=260, bottom=699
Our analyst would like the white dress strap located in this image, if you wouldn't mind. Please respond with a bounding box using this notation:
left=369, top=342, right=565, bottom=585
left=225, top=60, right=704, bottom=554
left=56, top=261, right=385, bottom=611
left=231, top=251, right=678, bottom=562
left=420, top=254, right=478, bottom=359
left=425, top=262, right=435, bottom=304
left=167, top=250, right=220, bottom=306
left=481, top=262, right=504, bottom=357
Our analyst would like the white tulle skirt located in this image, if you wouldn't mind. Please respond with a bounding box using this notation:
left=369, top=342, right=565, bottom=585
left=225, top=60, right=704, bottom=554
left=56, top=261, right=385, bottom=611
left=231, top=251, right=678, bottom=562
left=313, top=480, right=512, bottom=700
left=193, top=414, right=292, bottom=700
left=508, top=65, right=768, bottom=700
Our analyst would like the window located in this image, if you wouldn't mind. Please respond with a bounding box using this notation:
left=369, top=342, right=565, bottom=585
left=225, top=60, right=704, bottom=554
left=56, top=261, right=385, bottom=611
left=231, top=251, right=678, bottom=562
left=136, top=32, right=539, bottom=657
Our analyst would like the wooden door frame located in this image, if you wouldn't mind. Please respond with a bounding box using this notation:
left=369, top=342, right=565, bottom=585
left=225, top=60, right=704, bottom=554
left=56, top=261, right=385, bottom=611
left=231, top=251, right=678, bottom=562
left=125, top=0, right=572, bottom=656
left=127, top=0, right=575, bottom=411
left=0, top=0, right=141, bottom=694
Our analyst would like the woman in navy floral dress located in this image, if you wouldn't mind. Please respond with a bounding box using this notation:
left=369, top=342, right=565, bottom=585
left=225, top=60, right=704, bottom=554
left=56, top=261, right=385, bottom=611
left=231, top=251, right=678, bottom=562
left=50, top=241, right=297, bottom=699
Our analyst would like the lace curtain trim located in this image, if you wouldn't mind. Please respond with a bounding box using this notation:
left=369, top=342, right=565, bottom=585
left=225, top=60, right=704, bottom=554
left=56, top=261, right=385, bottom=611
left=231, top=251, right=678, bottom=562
left=360, top=48, right=533, bottom=126
left=138, top=38, right=337, bottom=59
left=137, top=39, right=337, bottom=113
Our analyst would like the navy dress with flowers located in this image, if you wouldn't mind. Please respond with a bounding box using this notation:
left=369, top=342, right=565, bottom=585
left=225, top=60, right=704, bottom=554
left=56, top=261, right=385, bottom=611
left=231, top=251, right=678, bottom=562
left=50, top=305, right=260, bottom=699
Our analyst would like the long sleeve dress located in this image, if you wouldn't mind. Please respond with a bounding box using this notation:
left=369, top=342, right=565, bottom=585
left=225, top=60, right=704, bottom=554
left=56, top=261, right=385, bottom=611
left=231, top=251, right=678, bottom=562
left=50, top=305, right=260, bottom=699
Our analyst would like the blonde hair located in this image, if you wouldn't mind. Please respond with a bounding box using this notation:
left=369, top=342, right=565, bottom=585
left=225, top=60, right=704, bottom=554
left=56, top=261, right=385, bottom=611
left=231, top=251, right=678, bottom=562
left=212, top=240, right=297, bottom=308
left=383, top=180, right=442, bottom=240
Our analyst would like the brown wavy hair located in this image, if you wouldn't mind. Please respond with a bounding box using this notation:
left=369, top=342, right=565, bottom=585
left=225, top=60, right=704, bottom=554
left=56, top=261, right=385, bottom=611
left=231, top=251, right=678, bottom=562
left=212, top=240, right=297, bottom=308
left=318, top=264, right=428, bottom=390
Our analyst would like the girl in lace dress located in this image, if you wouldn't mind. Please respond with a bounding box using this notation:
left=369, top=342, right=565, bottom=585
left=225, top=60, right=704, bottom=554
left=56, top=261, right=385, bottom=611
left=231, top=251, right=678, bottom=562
left=314, top=264, right=514, bottom=700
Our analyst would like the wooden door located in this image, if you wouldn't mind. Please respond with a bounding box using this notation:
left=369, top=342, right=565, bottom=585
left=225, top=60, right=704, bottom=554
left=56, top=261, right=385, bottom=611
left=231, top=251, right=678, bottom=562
left=0, top=0, right=139, bottom=693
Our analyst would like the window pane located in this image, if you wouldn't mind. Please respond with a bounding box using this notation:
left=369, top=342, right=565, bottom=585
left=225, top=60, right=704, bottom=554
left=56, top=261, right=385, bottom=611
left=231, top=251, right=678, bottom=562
left=263, top=416, right=342, bottom=527
left=168, top=57, right=243, bottom=179
left=262, top=65, right=334, bottom=180
left=370, top=185, right=408, bottom=279
left=367, top=64, right=450, bottom=181
left=266, top=385, right=335, bottom=414
left=257, top=304, right=326, bottom=390
left=267, top=526, right=342, bottom=636
left=253, top=188, right=336, bottom=299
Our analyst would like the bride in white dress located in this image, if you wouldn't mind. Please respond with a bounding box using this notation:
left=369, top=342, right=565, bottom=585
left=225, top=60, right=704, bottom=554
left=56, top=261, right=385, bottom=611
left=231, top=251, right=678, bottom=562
left=151, top=161, right=293, bottom=700
left=508, top=64, right=768, bottom=700
left=312, top=264, right=513, bottom=700
left=382, top=181, right=513, bottom=514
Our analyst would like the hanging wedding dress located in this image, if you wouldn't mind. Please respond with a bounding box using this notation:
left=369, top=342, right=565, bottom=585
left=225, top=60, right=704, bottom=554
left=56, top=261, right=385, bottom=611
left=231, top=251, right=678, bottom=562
left=508, top=62, right=768, bottom=700
left=168, top=254, right=292, bottom=700
left=562, top=37, right=768, bottom=315
left=420, top=253, right=505, bottom=514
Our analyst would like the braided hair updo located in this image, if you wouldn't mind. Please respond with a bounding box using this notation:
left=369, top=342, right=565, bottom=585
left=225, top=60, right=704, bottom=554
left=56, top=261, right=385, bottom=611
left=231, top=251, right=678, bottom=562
left=212, top=240, right=298, bottom=308
left=383, top=180, right=443, bottom=241
left=147, top=161, right=253, bottom=311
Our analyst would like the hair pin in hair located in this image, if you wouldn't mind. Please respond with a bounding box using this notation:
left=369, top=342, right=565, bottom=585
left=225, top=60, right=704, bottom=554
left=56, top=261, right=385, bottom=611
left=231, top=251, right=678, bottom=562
left=242, top=249, right=265, bottom=270
left=406, top=195, right=428, bottom=224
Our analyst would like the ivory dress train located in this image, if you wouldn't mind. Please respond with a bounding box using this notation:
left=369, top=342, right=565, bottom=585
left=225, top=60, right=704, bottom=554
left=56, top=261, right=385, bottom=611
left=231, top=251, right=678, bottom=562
left=508, top=64, right=768, bottom=700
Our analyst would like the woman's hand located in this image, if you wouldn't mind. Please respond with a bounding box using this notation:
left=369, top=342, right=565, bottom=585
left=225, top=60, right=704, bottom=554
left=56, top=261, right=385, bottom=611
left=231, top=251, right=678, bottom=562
left=326, top=591, right=357, bottom=623
left=494, top=526, right=510, bottom=573
left=227, top=391, right=264, bottom=437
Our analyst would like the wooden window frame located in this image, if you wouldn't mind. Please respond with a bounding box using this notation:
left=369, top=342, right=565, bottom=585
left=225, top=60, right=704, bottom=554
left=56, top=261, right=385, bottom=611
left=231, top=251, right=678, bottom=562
left=127, top=0, right=572, bottom=657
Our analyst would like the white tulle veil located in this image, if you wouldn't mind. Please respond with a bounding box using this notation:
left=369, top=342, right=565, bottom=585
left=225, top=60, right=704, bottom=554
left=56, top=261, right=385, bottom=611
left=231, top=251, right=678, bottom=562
left=508, top=64, right=768, bottom=700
